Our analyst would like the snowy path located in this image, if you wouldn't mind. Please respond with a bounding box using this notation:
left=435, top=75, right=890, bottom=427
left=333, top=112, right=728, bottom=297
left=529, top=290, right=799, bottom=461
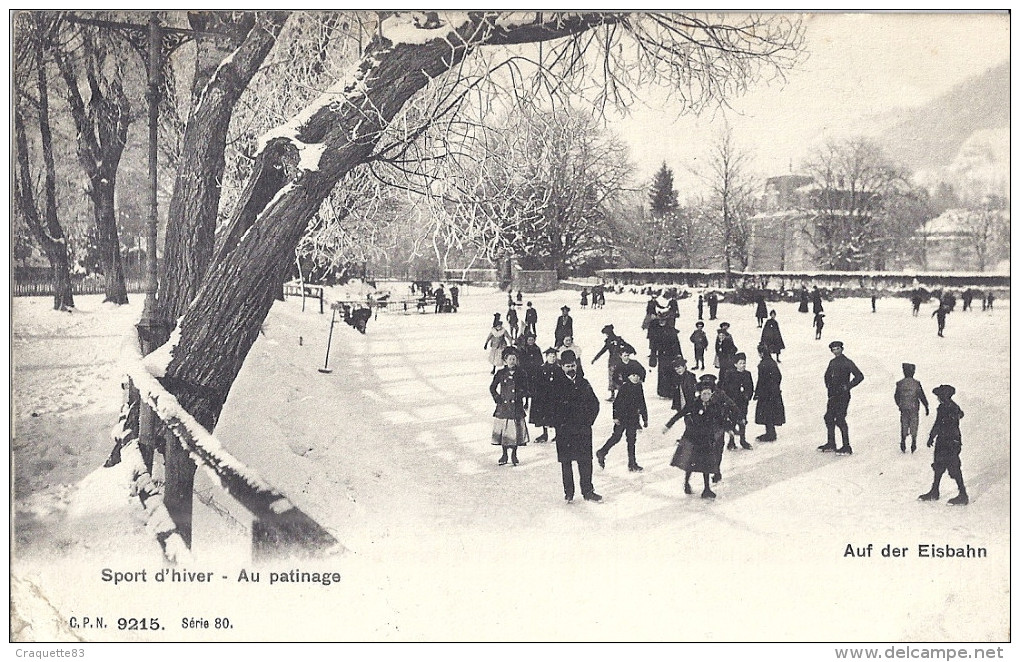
left=11, top=288, right=1010, bottom=642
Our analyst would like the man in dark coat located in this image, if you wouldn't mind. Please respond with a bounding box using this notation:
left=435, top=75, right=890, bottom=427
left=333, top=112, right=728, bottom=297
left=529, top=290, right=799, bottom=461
left=524, top=301, right=538, bottom=336
left=554, top=305, right=574, bottom=347
left=753, top=344, right=785, bottom=441
left=910, top=290, right=922, bottom=317
left=818, top=340, right=865, bottom=454
left=707, top=292, right=719, bottom=320
left=918, top=384, right=968, bottom=505
left=449, top=284, right=460, bottom=311
left=714, top=322, right=738, bottom=382
left=697, top=294, right=705, bottom=320
left=931, top=304, right=949, bottom=337
left=811, top=286, right=824, bottom=314
left=434, top=285, right=446, bottom=314
left=690, top=321, right=708, bottom=370
left=554, top=350, right=602, bottom=503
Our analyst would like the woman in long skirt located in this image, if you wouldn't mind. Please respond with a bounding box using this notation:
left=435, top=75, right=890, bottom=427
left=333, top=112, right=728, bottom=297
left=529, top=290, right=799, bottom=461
left=670, top=382, right=726, bottom=498
left=483, top=315, right=510, bottom=374
left=759, top=310, right=786, bottom=362
left=490, top=347, right=529, bottom=465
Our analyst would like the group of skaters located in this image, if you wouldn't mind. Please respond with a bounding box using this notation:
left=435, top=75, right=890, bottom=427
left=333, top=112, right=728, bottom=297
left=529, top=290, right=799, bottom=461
left=483, top=286, right=972, bottom=507
left=579, top=283, right=606, bottom=309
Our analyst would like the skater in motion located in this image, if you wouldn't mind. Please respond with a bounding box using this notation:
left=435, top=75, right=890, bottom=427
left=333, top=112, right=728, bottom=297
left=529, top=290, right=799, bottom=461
left=596, top=356, right=648, bottom=472
left=690, top=321, right=708, bottom=370
left=530, top=347, right=565, bottom=443
left=798, top=285, right=810, bottom=313
left=580, top=288, right=589, bottom=309
left=931, top=303, right=949, bottom=337
left=753, top=343, right=785, bottom=442
left=554, top=351, right=602, bottom=503
left=506, top=302, right=520, bottom=341
left=894, top=362, right=929, bottom=453
left=662, top=357, right=699, bottom=436
left=707, top=292, right=719, bottom=320
left=591, top=324, right=629, bottom=402
left=554, top=305, right=574, bottom=347
left=697, top=293, right=705, bottom=320
left=669, top=381, right=727, bottom=499
left=714, top=322, right=738, bottom=382
left=490, top=347, right=530, bottom=466
left=918, top=385, right=968, bottom=505
left=910, top=290, right=923, bottom=317
left=811, top=286, right=824, bottom=315
left=483, top=315, right=510, bottom=374
left=760, top=310, right=785, bottom=362
left=813, top=311, right=825, bottom=340
left=754, top=294, right=768, bottom=328
left=818, top=340, right=864, bottom=455
left=721, top=352, right=754, bottom=450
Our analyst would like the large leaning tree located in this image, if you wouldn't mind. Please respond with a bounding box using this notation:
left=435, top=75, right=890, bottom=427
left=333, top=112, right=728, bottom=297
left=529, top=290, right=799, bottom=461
left=147, top=11, right=803, bottom=542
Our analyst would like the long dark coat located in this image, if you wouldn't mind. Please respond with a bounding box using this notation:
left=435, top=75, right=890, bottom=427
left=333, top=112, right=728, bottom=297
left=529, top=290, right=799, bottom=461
left=530, top=362, right=565, bottom=427
left=490, top=367, right=529, bottom=419
left=670, top=397, right=727, bottom=473
left=798, top=287, right=809, bottom=313
left=721, top=369, right=754, bottom=418
left=755, top=297, right=768, bottom=320
left=554, top=374, right=600, bottom=463
left=754, top=355, right=786, bottom=426
left=811, top=289, right=824, bottom=314
left=760, top=319, right=786, bottom=354
left=554, top=314, right=574, bottom=346
left=715, top=332, right=738, bottom=373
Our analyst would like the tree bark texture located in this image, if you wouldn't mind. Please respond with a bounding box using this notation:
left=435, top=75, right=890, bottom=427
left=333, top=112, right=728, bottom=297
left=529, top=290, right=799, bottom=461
left=157, top=11, right=290, bottom=323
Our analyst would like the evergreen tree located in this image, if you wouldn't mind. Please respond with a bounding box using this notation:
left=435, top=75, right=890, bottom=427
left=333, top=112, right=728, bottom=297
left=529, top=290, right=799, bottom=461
left=649, top=162, right=678, bottom=217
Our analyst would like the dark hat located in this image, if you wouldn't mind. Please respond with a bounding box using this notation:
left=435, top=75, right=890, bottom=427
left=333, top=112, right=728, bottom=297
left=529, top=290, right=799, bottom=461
left=524, top=331, right=536, bottom=339
left=698, top=381, right=716, bottom=392
left=932, top=384, right=956, bottom=399
left=695, top=321, right=705, bottom=328
left=828, top=340, right=844, bottom=349
left=601, top=324, right=614, bottom=334
left=718, top=322, right=730, bottom=330
left=672, top=356, right=688, bottom=368
left=620, top=343, right=636, bottom=354
left=544, top=347, right=559, bottom=356
left=559, top=350, right=578, bottom=364
left=734, top=352, right=747, bottom=362
left=698, top=374, right=718, bottom=384
left=561, top=305, right=570, bottom=312
left=501, top=346, right=519, bottom=359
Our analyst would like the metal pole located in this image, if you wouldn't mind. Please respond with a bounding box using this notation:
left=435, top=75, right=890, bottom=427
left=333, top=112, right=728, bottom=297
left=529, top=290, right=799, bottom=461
left=319, top=309, right=336, bottom=374
left=135, top=14, right=164, bottom=469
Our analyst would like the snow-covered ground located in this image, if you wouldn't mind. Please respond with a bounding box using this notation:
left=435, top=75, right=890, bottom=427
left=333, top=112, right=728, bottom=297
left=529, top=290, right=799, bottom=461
left=11, top=285, right=1010, bottom=643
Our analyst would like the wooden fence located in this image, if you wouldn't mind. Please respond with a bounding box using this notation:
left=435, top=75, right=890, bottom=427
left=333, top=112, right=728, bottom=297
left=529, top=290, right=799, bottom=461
left=12, top=277, right=146, bottom=297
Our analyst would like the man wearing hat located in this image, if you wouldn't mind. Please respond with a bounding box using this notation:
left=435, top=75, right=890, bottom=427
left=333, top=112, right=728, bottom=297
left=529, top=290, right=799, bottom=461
left=553, top=350, right=602, bottom=503
left=819, top=341, right=865, bottom=454
left=524, top=301, right=538, bottom=337
left=554, top=305, right=574, bottom=347
left=894, top=362, right=929, bottom=453
left=697, top=373, right=738, bottom=482
left=662, top=356, right=699, bottom=435
left=596, top=350, right=648, bottom=472
left=592, top=325, right=630, bottom=402
left=690, top=320, right=709, bottom=370
left=714, top=322, right=738, bottom=382
left=919, top=385, right=968, bottom=505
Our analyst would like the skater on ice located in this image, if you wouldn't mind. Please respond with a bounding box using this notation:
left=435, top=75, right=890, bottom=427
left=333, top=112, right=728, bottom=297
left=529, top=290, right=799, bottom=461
left=554, top=351, right=602, bottom=503
left=523, top=301, right=537, bottom=337
left=554, top=305, right=574, bottom=347
left=662, top=357, right=699, bottom=436
left=669, top=381, right=729, bottom=499
left=714, top=322, right=738, bottom=381
left=591, top=324, right=629, bottom=402
left=931, top=303, right=949, bottom=337
left=596, top=354, right=648, bottom=472
left=506, top=302, right=520, bottom=341
left=759, top=309, right=785, bottom=362
left=490, top=347, right=530, bottom=466
left=720, top=352, right=754, bottom=450
left=690, top=321, right=708, bottom=370
left=754, top=294, right=768, bottom=328
left=818, top=340, right=864, bottom=455
left=556, top=335, right=584, bottom=377
left=752, top=343, right=785, bottom=442
left=918, top=385, right=968, bottom=506
left=894, top=362, right=929, bottom=453
left=530, top=347, right=566, bottom=444
left=813, top=311, right=825, bottom=340
left=483, top=315, right=511, bottom=374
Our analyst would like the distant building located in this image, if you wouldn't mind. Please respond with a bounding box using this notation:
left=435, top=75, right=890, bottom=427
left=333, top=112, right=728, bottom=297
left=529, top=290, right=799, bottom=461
left=917, top=208, right=1010, bottom=272
left=748, top=174, right=817, bottom=271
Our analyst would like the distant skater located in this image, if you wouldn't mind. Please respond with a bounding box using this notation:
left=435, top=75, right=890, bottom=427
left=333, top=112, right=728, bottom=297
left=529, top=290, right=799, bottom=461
left=894, top=362, right=929, bottom=453
left=813, top=312, right=825, bottom=340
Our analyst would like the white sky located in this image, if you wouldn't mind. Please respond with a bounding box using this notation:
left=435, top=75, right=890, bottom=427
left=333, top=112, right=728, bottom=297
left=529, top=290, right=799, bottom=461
left=608, top=11, right=1010, bottom=197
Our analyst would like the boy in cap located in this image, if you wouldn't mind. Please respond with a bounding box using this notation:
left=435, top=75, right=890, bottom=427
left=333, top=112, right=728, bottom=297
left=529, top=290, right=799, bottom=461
left=721, top=352, right=754, bottom=450
left=894, top=363, right=929, bottom=453
left=813, top=311, right=825, bottom=340
left=596, top=349, right=648, bottom=472
left=690, top=321, right=708, bottom=370
left=819, top=340, right=864, bottom=454
left=919, top=385, right=968, bottom=505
